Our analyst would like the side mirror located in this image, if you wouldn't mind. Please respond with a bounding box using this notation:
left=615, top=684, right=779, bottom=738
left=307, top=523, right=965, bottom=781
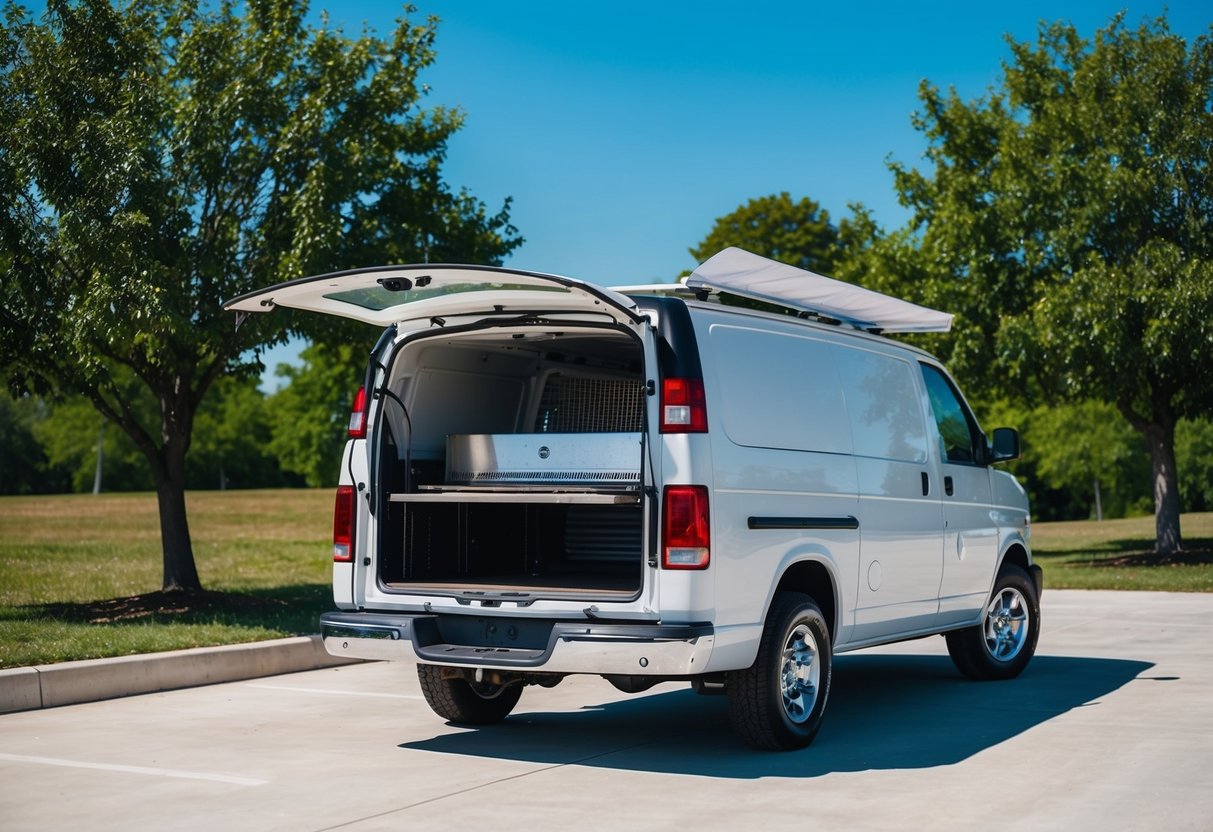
left=990, top=427, right=1020, bottom=463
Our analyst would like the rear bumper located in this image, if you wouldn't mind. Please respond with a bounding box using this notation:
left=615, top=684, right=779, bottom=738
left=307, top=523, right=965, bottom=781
left=320, top=611, right=715, bottom=676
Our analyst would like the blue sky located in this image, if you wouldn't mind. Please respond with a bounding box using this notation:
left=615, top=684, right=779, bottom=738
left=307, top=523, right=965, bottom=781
left=319, top=1, right=1209, bottom=283
left=261, top=1, right=1209, bottom=377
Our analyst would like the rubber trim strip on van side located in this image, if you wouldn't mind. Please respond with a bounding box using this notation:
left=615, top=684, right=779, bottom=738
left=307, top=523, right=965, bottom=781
left=747, top=516, right=859, bottom=530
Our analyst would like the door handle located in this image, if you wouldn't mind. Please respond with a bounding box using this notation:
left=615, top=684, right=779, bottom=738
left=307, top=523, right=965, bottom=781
left=944, top=475, right=954, bottom=497
left=921, top=471, right=930, bottom=496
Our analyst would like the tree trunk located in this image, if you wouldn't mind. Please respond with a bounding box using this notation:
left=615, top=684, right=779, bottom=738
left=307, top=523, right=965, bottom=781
left=148, top=429, right=202, bottom=592
left=1144, top=422, right=1182, bottom=557
left=1093, top=476, right=1102, bottom=522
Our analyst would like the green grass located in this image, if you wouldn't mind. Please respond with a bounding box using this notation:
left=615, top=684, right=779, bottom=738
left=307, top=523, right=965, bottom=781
left=0, top=489, right=333, bottom=668
left=1, top=492, right=1210, bottom=668
left=1030, top=512, right=1213, bottom=592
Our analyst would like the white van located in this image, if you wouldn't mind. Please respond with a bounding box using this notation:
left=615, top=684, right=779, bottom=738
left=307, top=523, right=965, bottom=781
left=226, top=247, right=1041, bottom=750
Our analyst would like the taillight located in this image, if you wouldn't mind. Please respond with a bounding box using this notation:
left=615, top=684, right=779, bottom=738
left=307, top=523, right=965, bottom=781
left=347, top=385, right=369, bottom=438
left=662, top=485, right=710, bottom=569
left=660, top=378, right=708, bottom=432
left=333, top=485, right=356, bottom=562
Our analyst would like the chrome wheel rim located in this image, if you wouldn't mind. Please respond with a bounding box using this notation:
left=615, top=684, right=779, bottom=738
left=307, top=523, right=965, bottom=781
left=779, top=623, right=820, bottom=724
left=983, top=586, right=1030, bottom=662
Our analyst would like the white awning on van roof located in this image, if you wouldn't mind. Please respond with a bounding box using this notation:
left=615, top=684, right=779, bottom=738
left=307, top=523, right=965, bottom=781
left=685, top=247, right=952, bottom=333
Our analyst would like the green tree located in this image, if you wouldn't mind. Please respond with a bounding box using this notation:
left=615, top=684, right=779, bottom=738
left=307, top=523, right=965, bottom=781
left=33, top=392, right=155, bottom=493
left=267, top=342, right=366, bottom=488
left=1024, top=401, right=1147, bottom=521
left=690, top=193, right=840, bottom=273
left=0, top=390, right=51, bottom=494
left=887, top=15, right=1213, bottom=555
left=1176, top=418, right=1213, bottom=512
left=0, top=0, right=521, bottom=590
left=188, top=374, right=287, bottom=490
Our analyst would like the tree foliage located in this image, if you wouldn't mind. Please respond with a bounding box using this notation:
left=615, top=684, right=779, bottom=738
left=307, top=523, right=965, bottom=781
left=0, top=389, right=51, bottom=494
left=1177, top=418, right=1213, bottom=513
left=188, top=374, right=291, bottom=490
left=884, top=15, right=1212, bottom=554
left=0, top=0, right=521, bottom=590
left=32, top=385, right=155, bottom=493
left=1019, top=400, right=1148, bottom=520
left=690, top=193, right=839, bottom=273
left=267, top=342, right=367, bottom=488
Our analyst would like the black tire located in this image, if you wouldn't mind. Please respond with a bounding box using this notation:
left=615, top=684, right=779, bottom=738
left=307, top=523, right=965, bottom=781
left=416, top=664, right=523, bottom=725
left=946, top=563, right=1040, bottom=681
left=727, top=591, right=833, bottom=751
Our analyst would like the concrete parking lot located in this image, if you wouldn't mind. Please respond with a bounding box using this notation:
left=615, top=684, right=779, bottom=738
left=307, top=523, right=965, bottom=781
left=2, top=589, right=1211, bottom=831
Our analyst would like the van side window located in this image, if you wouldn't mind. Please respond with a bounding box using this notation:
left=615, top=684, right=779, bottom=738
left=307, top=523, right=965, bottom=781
left=919, top=364, right=979, bottom=464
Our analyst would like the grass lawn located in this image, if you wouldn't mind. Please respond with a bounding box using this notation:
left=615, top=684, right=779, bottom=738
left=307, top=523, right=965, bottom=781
left=0, top=489, right=333, bottom=668
left=1030, top=511, right=1213, bottom=592
left=1, top=491, right=1210, bottom=668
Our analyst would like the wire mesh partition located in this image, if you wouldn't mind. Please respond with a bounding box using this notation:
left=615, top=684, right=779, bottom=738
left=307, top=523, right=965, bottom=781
left=534, top=374, right=645, bottom=433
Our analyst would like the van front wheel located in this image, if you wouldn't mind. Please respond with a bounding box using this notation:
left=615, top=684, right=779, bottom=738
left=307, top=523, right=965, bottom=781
left=416, top=664, right=523, bottom=725
left=945, top=563, right=1040, bottom=681
left=727, top=592, right=832, bottom=751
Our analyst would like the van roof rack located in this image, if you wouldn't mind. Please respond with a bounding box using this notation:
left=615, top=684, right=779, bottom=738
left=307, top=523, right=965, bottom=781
left=619, top=248, right=952, bottom=334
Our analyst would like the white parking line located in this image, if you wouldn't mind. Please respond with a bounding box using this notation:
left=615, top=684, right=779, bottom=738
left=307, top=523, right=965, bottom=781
left=0, top=752, right=267, bottom=786
left=245, top=683, right=425, bottom=700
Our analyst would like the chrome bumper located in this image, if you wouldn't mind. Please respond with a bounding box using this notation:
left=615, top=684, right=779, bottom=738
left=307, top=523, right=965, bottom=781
left=320, top=611, right=715, bottom=676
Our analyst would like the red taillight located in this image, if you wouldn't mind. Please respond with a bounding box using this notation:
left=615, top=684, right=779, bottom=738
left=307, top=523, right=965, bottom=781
left=662, top=485, right=710, bottom=569
left=347, top=385, right=369, bottom=438
left=333, top=485, right=356, bottom=562
left=660, top=378, right=708, bottom=433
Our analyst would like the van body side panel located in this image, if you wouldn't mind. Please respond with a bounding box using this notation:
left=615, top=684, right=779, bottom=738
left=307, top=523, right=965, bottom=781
left=935, top=467, right=1000, bottom=625
left=698, top=318, right=861, bottom=670
left=847, top=457, right=943, bottom=639
left=835, top=345, right=942, bottom=641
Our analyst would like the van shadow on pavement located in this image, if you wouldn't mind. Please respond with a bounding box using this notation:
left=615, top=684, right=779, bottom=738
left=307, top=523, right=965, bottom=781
left=399, top=653, right=1153, bottom=778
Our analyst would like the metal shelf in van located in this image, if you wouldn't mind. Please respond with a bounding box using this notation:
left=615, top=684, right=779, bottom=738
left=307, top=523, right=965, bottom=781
left=390, top=487, right=640, bottom=505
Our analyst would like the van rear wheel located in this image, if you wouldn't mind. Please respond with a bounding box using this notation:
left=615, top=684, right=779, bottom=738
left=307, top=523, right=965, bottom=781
left=727, top=591, right=832, bottom=751
left=416, top=664, right=523, bottom=725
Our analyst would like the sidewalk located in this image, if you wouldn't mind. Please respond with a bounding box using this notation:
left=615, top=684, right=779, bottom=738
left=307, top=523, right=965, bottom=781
left=0, top=635, right=361, bottom=713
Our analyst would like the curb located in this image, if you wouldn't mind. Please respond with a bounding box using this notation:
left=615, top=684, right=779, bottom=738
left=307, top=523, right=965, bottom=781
left=0, top=635, right=363, bottom=714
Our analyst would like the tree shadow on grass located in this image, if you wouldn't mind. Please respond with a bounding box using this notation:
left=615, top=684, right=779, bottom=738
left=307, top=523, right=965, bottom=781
left=1037, top=537, right=1213, bottom=566
left=5, top=583, right=330, bottom=633
left=399, top=653, right=1153, bottom=778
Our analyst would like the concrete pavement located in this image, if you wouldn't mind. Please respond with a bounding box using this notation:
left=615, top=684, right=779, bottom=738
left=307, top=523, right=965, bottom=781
left=1, top=589, right=1211, bottom=831
left=0, top=634, right=358, bottom=713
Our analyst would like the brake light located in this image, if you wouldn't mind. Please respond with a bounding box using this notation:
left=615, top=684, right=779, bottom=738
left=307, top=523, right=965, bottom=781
left=660, top=378, right=707, bottom=432
left=347, top=385, right=369, bottom=438
left=662, top=485, right=710, bottom=569
left=333, top=485, right=356, bottom=562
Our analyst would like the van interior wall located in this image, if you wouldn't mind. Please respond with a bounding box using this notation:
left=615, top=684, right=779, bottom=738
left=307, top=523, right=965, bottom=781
left=375, top=326, right=647, bottom=594
left=385, top=329, right=645, bottom=466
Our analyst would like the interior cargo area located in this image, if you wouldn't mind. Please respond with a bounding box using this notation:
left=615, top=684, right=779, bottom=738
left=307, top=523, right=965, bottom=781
left=373, top=324, right=650, bottom=598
